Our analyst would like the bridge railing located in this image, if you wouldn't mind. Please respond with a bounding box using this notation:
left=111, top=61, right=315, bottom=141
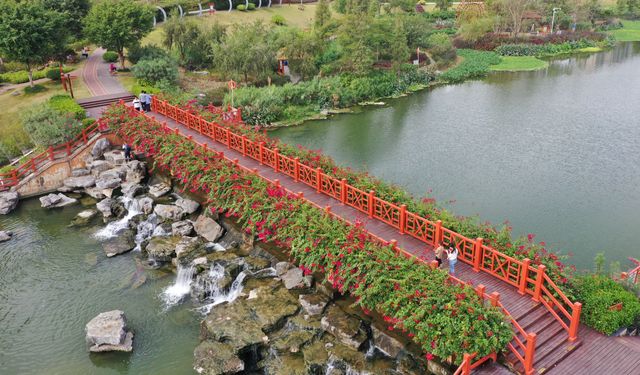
left=0, top=121, right=104, bottom=191
left=150, top=98, right=582, bottom=346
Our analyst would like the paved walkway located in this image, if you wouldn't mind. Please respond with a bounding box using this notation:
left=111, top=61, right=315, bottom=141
left=143, top=109, right=640, bottom=375
left=82, top=48, right=127, bottom=97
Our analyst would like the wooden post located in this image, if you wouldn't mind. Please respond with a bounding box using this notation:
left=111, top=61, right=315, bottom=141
left=340, top=179, right=347, bottom=204
left=461, top=353, right=472, bottom=375
left=399, top=204, right=407, bottom=234
left=11, top=169, right=17, bottom=183
left=435, top=220, right=443, bottom=246
left=489, top=292, right=500, bottom=307
left=294, top=158, right=300, bottom=182
left=274, top=148, right=280, bottom=172
left=259, top=142, right=265, bottom=165
left=476, top=284, right=486, bottom=301
left=325, top=206, right=332, bottom=215
left=473, top=237, right=483, bottom=272
left=430, top=260, right=439, bottom=269
left=66, top=142, right=71, bottom=156
left=316, top=168, right=322, bottom=193
left=533, top=265, right=546, bottom=302
left=390, top=239, right=398, bottom=253
left=524, top=333, right=537, bottom=375
left=242, top=136, right=247, bottom=156
left=82, top=128, right=87, bottom=143
left=274, top=179, right=280, bottom=188
left=48, top=146, right=54, bottom=161
left=519, top=258, right=531, bottom=295
left=368, top=190, right=375, bottom=218
left=568, top=302, right=582, bottom=341
left=298, top=192, right=304, bottom=199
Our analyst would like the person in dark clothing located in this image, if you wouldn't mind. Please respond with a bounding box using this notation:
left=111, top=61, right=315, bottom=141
left=123, top=144, right=132, bottom=162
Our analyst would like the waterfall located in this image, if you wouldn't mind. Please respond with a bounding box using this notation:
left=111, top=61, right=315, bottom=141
left=364, top=338, right=377, bottom=359
left=161, top=265, right=196, bottom=308
left=94, top=197, right=141, bottom=240
left=196, top=266, right=252, bottom=315
left=133, top=213, right=159, bottom=252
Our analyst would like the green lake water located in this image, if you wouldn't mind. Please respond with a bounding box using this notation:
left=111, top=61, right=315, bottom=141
left=272, top=42, right=640, bottom=270
left=0, top=199, right=199, bottom=375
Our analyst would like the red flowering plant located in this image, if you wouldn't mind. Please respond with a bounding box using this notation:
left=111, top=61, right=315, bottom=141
left=103, top=103, right=513, bottom=363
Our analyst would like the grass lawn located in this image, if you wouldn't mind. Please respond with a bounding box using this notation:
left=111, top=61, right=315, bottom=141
left=490, top=56, right=549, bottom=72
left=144, top=4, right=319, bottom=46
left=609, top=20, right=640, bottom=42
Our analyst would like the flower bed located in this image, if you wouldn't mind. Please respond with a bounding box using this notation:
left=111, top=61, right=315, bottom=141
left=103, top=103, right=513, bottom=362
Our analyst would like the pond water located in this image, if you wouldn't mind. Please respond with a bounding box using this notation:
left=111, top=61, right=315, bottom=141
left=0, top=199, right=199, bottom=375
left=272, top=42, right=640, bottom=269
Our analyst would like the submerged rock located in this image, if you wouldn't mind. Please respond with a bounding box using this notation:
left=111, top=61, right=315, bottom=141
left=85, top=310, right=133, bottom=353
left=0, top=230, right=13, bottom=242
left=0, top=191, right=18, bottom=214
left=102, top=230, right=135, bottom=257
left=70, top=209, right=98, bottom=227
left=39, top=193, right=78, bottom=208
left=194, top=216, right=224, bottom=242
left=144, top=236, right=181, bottom=262
left=193, top=340, right=244, bottom=375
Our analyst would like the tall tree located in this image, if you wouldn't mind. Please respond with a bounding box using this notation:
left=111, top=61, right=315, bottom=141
left=281, top=31, right=322, bottom=80
left=497, top=0, right=537, bottom=36
left=314, top=0, right=332, bottom=30
left=338, top=16, right=374, bottom=75
left=163, top=15, right=201, bottom=65
left=44, top=0, right=91, bottom=39
left=390, top=18, right=410, bottom=70
left=0, top=0, right=67, bottom=86
left=84, top=0, right=153, bottom=68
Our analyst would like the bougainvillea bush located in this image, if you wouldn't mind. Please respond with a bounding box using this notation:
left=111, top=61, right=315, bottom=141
left=103, top=103, right=513, bottom=362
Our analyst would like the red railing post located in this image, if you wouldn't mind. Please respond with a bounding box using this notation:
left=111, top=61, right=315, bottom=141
left=31, top=161, right=36, bottom=173
left=259, top=142, right=265, bottom=165
left=489, top=292, right=500, bottom=307
left=399, top=204, right=407, bottom=234
left=48, top=146, right=54, bottom=161
left=242, top=136, right=247, bottom=156
left=519, top=258, right=531, bottom=295
left=461, top=353, right=472, bottom=375
left=274, top=148, right=280, bottom=172
left=225, top=128, right=231, bottom=148
left=524, top=333, right=537, bottom=375
left=82, top=128, right=87, bottom=143
left=368, top=190, right=375, bottom=218
left=316, top=168, right=322, bottom=193
left=476, top=284, right=486, bottom=301
left=533, top=265, right=546, bottom=302
left=66, top=142, right=71, bottom=156
left=294, top=158, right=300, bottom=182
left=340, top=179, right=347, bottom=204
left=568, top=302, right=582, bottom=341
left=435, top=220, right=443, bottom=246
left=11, top=169, right=17, bottom=183
left=473, top=237, right=483, bottom=271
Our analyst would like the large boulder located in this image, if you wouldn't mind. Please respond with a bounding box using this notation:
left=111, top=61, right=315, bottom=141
left=194, top=215, right=224, bottom=242
left=282, top=267, right=305, bottom=290
left=63, top=175, right=96, bottom=189
left=321, top=305, right=368, bottom=349
left=0, top=191, right=19, bottom=214
left=298, top=294, right=330, bottom=316
left=95, top=175, right=121, bottom=190
left=121, top=182, right=146, bottom=198
left=175, top=236, right=207, bottom=266
left=144, top=236, right=181, bottom=262
left=39, top=193, right=77, bottom=209
left=137, top=197, right=154, bottom=215
left=149, top=183, right=171, bottom=198
left=125, top=160, right=146, bottom=183
left=193, top=341, right=244, bottom=375
left=71, top=168, right=90, bottom=177
left=88, top=160, right=112, bottom=176
left=103, top=150, right=126, bottom=166
left=91, top=138, right=110, bottom=158
left=154, top=204, right=185, bottom=221
left=175, top=198, right=200, bottom=215
left=85, top=310, right=133, bottom=353
left=172, top=220, right=194, bottom=236
left=102, top=230, right=135, bottom=257
left=70, top=209, right=97, bottom=227
left=0, top=230, right=13, bottom=242
left=96, top=198, right=113, bottom=218
left=371, top=325, right=404, bottom=358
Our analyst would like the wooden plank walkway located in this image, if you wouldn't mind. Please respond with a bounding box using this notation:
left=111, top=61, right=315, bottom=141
left=146, top=110, right=640, bottom=375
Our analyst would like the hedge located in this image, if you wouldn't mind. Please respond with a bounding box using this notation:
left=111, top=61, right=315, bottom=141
left=48, top=95, right=86, bottom=120
left=0, top=67, right=72, bottom=84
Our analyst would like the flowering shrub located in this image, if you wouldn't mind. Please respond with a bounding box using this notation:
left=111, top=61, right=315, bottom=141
left=103, top=103, right=513, bottom=362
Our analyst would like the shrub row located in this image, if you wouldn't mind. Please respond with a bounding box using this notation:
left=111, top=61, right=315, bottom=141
left=48, top=95, right=86, bottom=120
left=454, top=31, right=609, bottom=51
left=103, top=103, right=514, bottom=362
left=439, top=49, right=501, bottom=83
left=0, top=67, right=72, bottom=84
left=495, top=39, right=607, bottom=57
left=226, top=65, right=434, bottom=124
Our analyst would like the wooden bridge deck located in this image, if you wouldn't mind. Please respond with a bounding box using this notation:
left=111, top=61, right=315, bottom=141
left=148, top=110, right=640, bottom=375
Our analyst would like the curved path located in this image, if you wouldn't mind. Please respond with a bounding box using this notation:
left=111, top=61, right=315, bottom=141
left=81, top=48, right=127, bottom=96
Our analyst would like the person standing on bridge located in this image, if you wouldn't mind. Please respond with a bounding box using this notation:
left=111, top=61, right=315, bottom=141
left=140, top=91, right=151, bottom=112
left=434, top=242, right=445, bottom=268
left=447, top=244, right=458, bottom=275
left=132, top=96, right=142, bottom=111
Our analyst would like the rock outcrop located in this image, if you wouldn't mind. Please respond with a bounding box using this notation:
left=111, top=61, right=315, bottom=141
left=0, top=191, right=19, bottom=214
left=85, top=310, right=133, bottom=353
left=194, top=215, right=224, bottom=242
left=0, top=230, right=13, bottom=242
left=39, top=193, right=78, bottom=208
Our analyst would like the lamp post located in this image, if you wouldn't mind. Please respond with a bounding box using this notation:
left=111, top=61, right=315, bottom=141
left=551, top=7, right=561, bottom=34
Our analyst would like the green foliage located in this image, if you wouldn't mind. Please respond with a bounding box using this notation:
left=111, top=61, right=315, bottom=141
left=48, top=95, right=86, bottom=120
left=401, top=14, right=434, bottom=49
left=237, top=4, right=246, bottom=10
left=271, top=14, right=287, bottom=26
left=132, top=56, right=179, bottom=86
left=247, top=3, right=256, bottom=10
left=337, top=16, right=375, bottom=75
left=0, top=67, right=72, bottom=84
left=82, top=118, right=97, bottom=127
left=45, top=68, right=62, bottom=81
left=315, top=0, right=332, bottom=30
left=102, top=51, right=119, bottom=63
left=278, top=29, right=323, bottom=80
left=435, top=0, right=452, bottom=11
left=21, top=105, right=83, bottom=147
left=457, top=17, right=494, bottom=42
left=163, top=16, right=215, bottom=69
left=427, top=32, right=455, bottom=62
left=0, top=0, right=67, bottom=86
left=333, top=0, right=348, bottom=13
left=439, top=49, right=500, bottom=83
left=127, top=44, right=169, bottom=64
left=44, top=0, right=91, bottom=38
left=23, top=85, right=48, bottom=95
left=84, top=0, right=154, bottom=68
left=495, top=40, right=600, bottom=57
left=572, top=275, right=640, bottom=335
left=390, top=18, right=410, bottom=68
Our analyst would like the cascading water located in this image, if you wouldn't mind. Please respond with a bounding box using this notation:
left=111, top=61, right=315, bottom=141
left=161, top=265, right=196, bottom=308
left=94, top=197, right=141, bottom=240
left=133, top=213, right=159, bottom=252
left=197, top=269, right=249, bottom=315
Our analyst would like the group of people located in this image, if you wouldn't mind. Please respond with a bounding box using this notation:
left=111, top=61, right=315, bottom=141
left=132, top=91, right=152, bottom=112
left=434, top=241, right=459, bottom=275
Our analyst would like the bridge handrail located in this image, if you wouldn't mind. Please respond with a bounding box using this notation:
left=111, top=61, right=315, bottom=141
left=150, top=98, right=581, bottom=345
left=0, top=122, right=103, bottom=191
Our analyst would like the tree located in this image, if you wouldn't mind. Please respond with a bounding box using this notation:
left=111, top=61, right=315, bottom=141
left=435, top=0, right=453, bottom=11
left=315, top=0, right=332, bottom=30
left=496, top=0, right=537, bottom=36
left=338, top=16, right=375, bottom=75
left=84, top=0, right=153, bottom=68
left=132, top=56, right=179, bottom=86
left=0, top=0, right=67, bottom=87
left=281, top=31, right=322, bottom=80
left=390, top=18, right=410, bottom=70
left=44, top=0, right=91, bottom=39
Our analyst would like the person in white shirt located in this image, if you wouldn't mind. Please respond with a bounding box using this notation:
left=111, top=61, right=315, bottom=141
left=447, top=244, right=458, bottom=275
left=132, top=97, right=142, bottom=111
